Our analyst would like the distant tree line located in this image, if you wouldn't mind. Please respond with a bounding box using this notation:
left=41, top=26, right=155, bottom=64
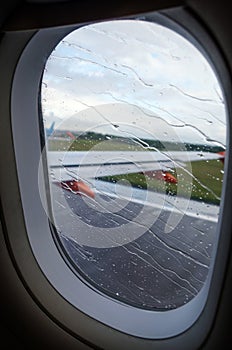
left=77, top=131, right=224, bottom=153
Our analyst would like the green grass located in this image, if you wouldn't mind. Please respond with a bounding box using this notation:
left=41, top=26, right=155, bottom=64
left=48, top=138, right=145, bottom=152
left=189, top=159, right=223, bottom=204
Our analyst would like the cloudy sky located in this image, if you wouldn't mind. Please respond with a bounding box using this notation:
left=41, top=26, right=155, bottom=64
left=41, top=19, right=226, bottom=147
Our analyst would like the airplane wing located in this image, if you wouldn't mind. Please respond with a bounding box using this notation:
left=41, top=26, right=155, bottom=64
left=48, top=150, right=224, bottom=178
left=47, top=150, right=224, bottom=197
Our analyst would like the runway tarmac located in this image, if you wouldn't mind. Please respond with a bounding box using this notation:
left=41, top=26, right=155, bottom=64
left=50, top=180, right=220, bottom=310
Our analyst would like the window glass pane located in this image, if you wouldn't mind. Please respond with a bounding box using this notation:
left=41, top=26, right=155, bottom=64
left=40, top=19, right=226, bottom=310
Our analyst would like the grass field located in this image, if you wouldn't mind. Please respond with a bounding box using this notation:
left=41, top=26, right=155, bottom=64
left=48, top=138, right=146, bottom=152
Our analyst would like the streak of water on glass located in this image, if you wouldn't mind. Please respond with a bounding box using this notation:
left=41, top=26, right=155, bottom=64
left=41, top=19, right=226, bottom=310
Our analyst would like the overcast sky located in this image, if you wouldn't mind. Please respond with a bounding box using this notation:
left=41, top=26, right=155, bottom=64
left=41, top=19, right=226, bottom=147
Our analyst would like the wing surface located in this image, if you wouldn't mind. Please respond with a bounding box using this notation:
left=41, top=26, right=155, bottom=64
left=47, top=150, right=223, bottom=181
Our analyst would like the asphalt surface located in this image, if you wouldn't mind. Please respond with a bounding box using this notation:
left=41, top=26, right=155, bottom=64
left=51, top=180, right=219, bottom=310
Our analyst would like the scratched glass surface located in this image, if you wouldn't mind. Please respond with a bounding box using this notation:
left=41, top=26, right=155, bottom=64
left=41, top=20, right=226, bottom=310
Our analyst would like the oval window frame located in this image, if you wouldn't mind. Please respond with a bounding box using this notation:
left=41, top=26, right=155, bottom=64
left=10, top=7, right=231, bottom=343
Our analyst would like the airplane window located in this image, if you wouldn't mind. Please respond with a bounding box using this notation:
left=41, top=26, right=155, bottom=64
left=40, top=19, right=226, bottom=311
